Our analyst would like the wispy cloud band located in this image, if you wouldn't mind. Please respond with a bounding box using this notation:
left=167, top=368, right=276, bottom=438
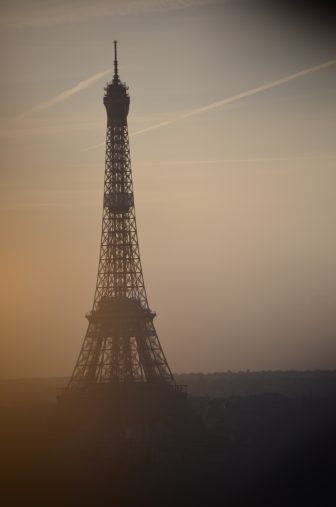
left=1, top=0, right=218, bottom=28
left=18, top=68, right=112, bottom=119
left=84, top=58, right=336, bottom=151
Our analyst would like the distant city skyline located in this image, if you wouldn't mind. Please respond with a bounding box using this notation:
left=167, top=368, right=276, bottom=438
left=1, top=0, right=335, bottom=377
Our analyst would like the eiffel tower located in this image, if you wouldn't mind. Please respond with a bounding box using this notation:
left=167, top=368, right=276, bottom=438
left=65, top=43, right=183, bottom=407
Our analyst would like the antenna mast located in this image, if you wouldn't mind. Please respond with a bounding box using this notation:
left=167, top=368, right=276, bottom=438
left=113, top=40, right=119, bottom=82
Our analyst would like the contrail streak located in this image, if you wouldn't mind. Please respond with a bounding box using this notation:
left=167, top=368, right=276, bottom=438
left=132, top=59, right=336, bottom=134
left=84, top=58, right=336, bottom=151
left=18, top=68, right=112, bottom=119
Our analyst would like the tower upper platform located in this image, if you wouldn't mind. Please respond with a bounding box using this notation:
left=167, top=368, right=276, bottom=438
left=104, top=41, right=130, bottom=123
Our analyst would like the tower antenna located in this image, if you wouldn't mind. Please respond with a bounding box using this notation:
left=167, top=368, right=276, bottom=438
left=113, top=40, right=119, bottom=82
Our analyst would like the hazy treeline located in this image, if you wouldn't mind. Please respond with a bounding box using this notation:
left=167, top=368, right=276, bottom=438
left=2, top=389, right=335, bottom=505
left=1, top=372, right=336, bottom=505
left=1, top=370, right=335, bottom=407
left=175, top=370, right=336, bottom=398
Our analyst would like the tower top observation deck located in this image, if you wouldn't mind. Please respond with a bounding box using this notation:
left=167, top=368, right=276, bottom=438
left=104, top=40, right=130, bottom=122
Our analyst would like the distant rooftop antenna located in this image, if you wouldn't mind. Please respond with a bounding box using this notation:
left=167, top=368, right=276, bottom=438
left=113, top=40, right=119, bottom=82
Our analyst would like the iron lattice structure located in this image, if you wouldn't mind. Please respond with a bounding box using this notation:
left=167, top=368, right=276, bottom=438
left=69, top=42, right=175, bottom=389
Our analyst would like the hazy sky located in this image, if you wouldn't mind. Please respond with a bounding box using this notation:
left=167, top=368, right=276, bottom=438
left=1, top=0, right=335, bottom=378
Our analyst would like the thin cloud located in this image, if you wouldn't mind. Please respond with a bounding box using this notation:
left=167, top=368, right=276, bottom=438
left=84, top=58, right=336, bottom=151
left=1, top=0, right=218, bottom=27
left=136, top=155, right=336, bottom=166
left=0, top=121, right=102, bottom=140
left=17, top=69, right=112, bottom=119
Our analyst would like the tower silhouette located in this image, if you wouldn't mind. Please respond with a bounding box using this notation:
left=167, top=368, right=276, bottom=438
left=67, top=42, right=179, bottom=395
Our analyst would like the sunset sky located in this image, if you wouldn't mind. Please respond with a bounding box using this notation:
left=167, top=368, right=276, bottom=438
left=1, top=0, right=335, bottom=378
